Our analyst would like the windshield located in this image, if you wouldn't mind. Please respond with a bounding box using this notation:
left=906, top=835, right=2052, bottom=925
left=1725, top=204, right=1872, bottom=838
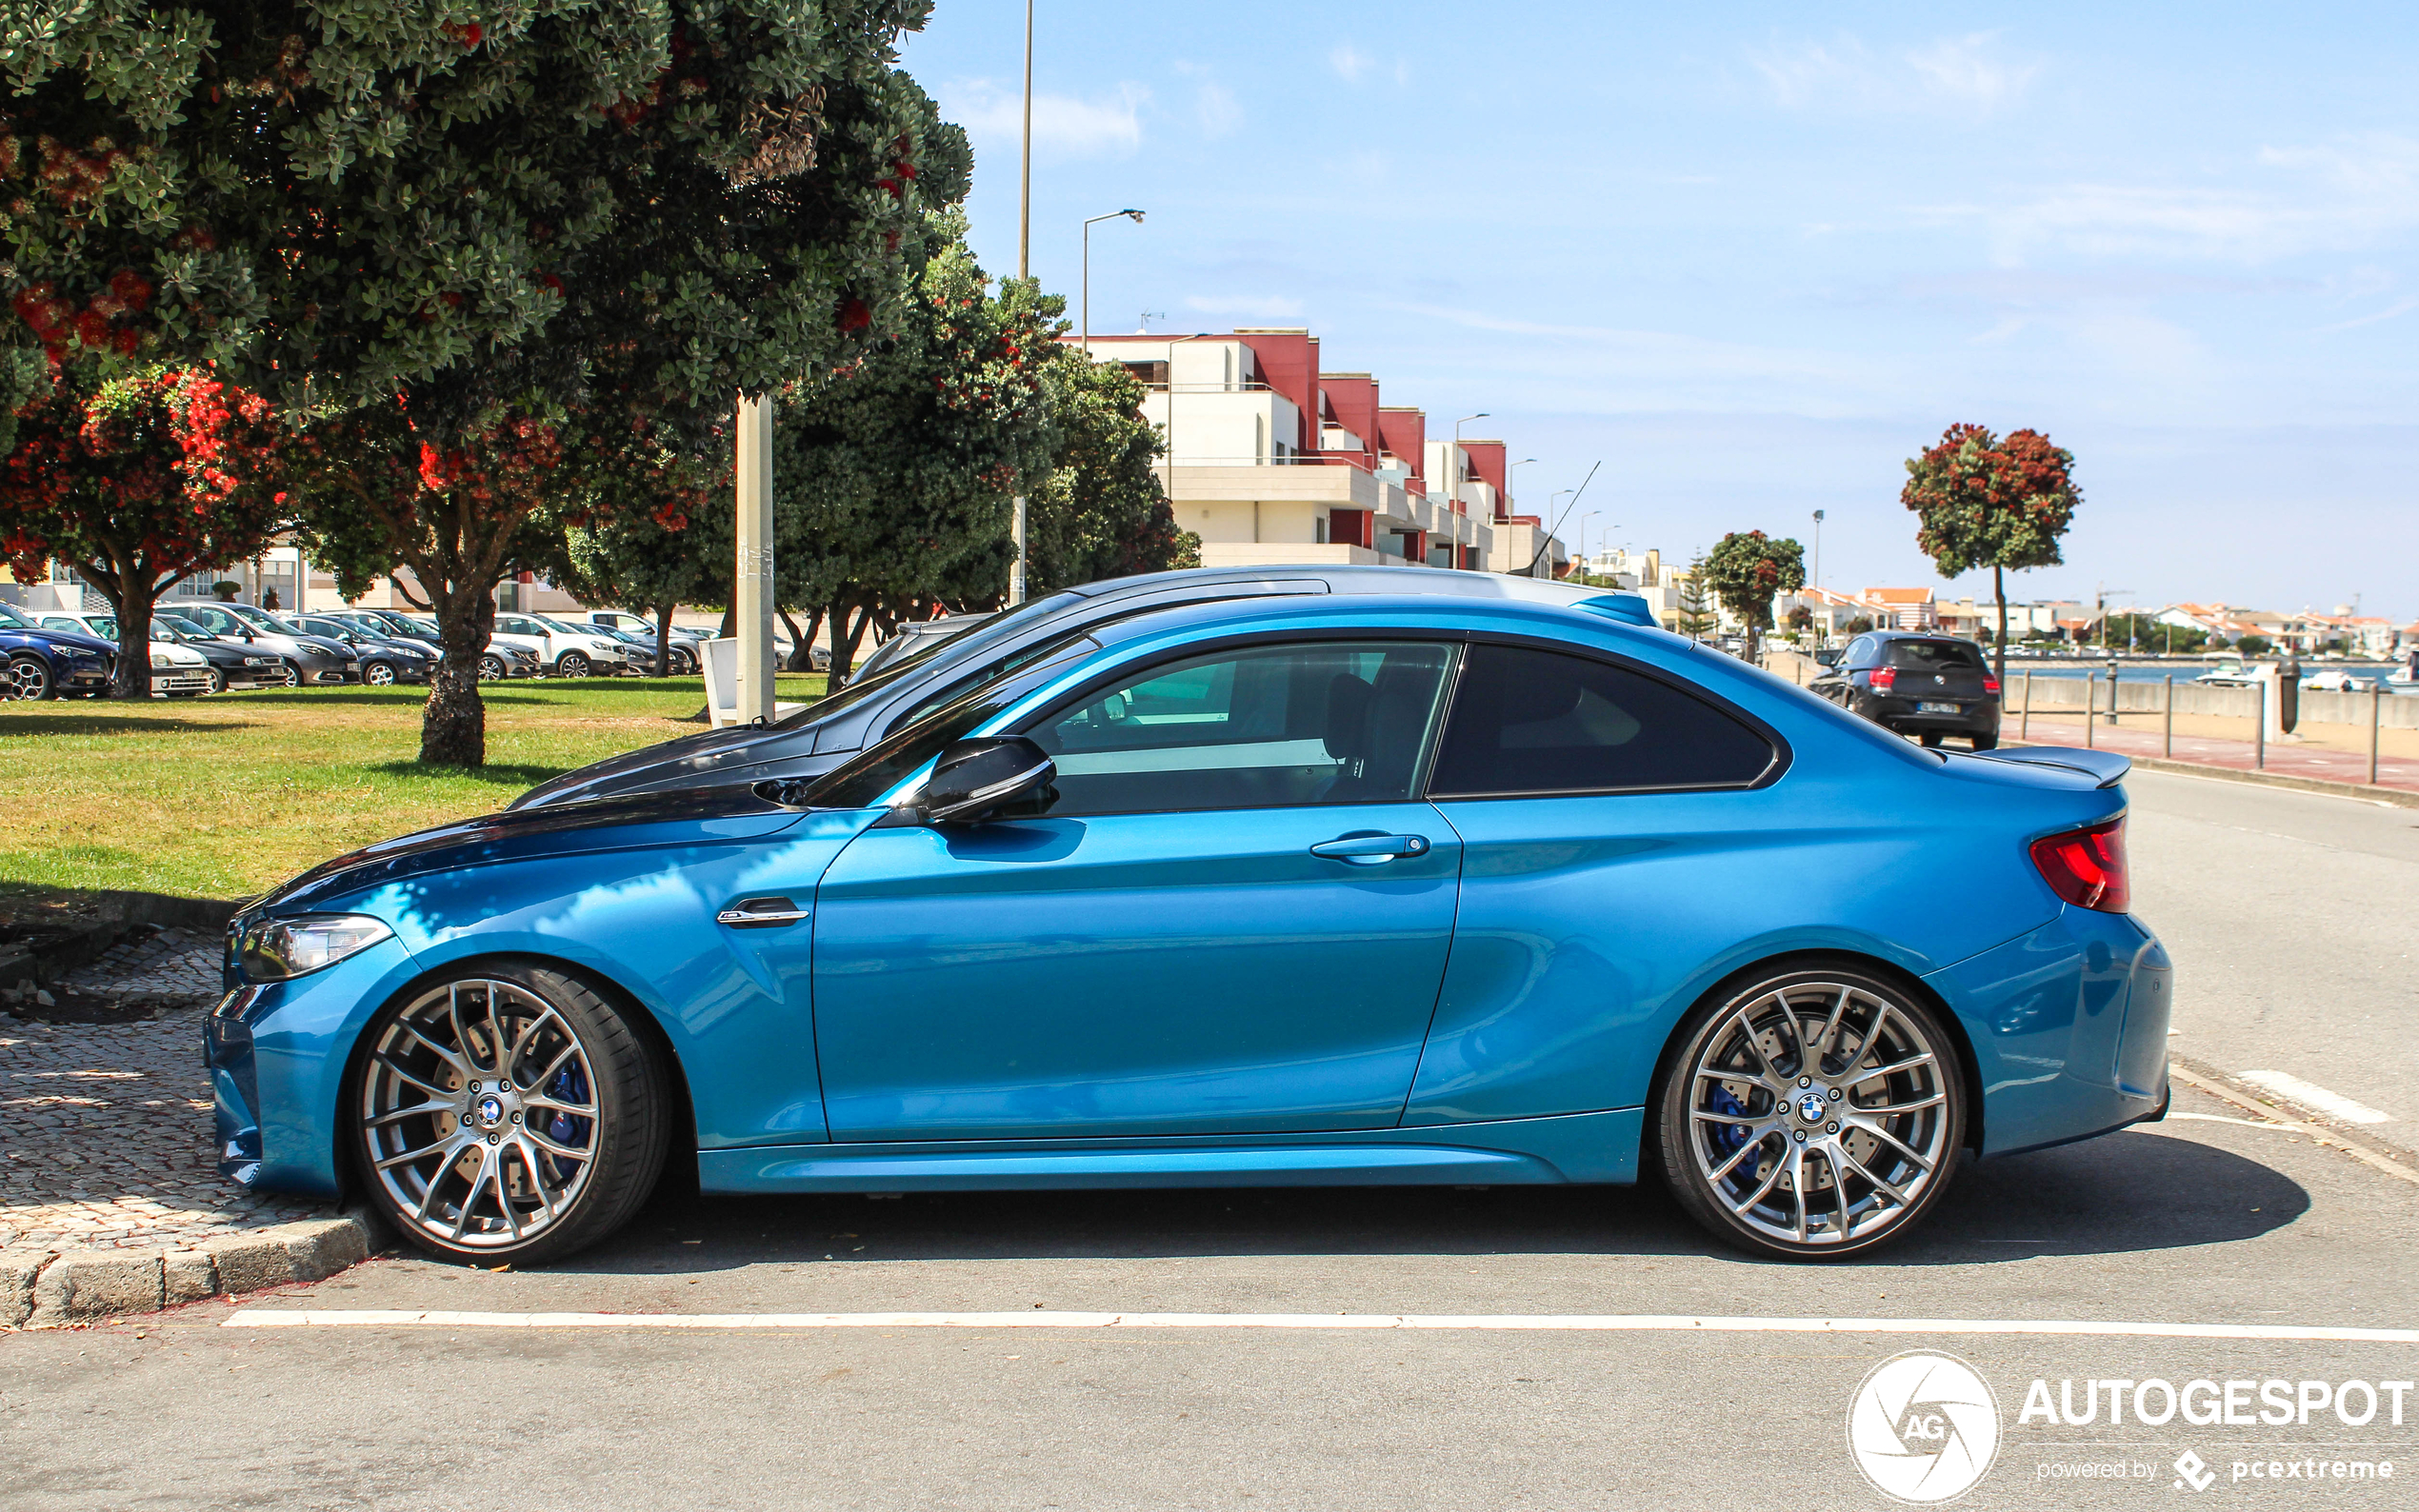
left=772, top=591, right=1084, bottom=732
left=1885, top=640, right=1986, bottom=670
left=799, top=634, right=1102, bottom=808
left=222, top=604, right=279, bottom=629
left=536, top=617, right=590, bottom=634
left=0, top=604, right=28, bottom=628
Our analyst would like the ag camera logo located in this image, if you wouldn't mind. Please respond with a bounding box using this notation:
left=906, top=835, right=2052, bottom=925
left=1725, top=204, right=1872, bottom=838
left=1848, top=1351, right=2002, bottom=1503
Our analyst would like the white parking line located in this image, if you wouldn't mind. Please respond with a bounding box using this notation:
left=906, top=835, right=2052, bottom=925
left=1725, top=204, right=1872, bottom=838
left=2240, top=1070, right=2395, bottom=1125
left=220, top=1309, right=2419, bottom=1343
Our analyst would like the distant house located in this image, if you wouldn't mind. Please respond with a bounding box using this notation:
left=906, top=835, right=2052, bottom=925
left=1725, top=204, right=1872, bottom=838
left=1861, top=587, right=1938, bottom=631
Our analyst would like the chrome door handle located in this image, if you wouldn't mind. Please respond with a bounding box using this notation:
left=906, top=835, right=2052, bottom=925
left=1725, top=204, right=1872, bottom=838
left=717, top=896, right=810, bottom=927
left=1309, top=834, right=1429, bottom=865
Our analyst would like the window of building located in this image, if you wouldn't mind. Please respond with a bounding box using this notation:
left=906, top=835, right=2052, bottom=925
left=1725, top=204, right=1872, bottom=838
left=1023, top=641, right=1455, bottom=817
left=1428, top=644, right=1776, bottom=798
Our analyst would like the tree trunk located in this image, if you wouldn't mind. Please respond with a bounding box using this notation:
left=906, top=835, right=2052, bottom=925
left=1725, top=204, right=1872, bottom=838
left=825, top=594, right=873, bottom=687
left=1993, top=564, right=2009, bottom=686
left=655, top=602, right=677, bottom=679
left=779, top=607, right=825, bottom=672
left=422, top=585, right=493, bottom=766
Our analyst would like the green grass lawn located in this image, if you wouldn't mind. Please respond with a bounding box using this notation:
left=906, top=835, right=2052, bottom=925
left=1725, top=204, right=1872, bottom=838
left=0, top=674, right=828, bottom=904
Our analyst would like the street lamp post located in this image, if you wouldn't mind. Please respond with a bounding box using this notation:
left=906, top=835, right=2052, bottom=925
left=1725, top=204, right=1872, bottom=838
left=1080, top=209, right=1146, bottom=355
left=1010, top=3, right=1035, bottom=604
left=1810, top=508, right=1824, bottom=648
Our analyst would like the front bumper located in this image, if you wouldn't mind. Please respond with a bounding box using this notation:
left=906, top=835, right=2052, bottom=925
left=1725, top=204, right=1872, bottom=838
left=1926, top=905, right=2171, bottom=1156
left=206, top=933, right=425, bottom=1197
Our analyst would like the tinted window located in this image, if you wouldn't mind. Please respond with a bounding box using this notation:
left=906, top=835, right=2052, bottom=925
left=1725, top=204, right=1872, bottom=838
left=1845, top=635, right=1878, bottom=667
left=1428, top=644, right=1774, bottom=797
left=1024, top=641, right=1453, bottom=817
left=1884, top=639, right=1984, bottom=670
left=180, top=606, right=239, bottom=635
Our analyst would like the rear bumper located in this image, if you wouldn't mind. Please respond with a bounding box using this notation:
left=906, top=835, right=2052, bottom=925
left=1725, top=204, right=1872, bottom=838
left=1925, top=905, right=2171, bottom=1156
left=1855, top=693, right=2001, bottom=732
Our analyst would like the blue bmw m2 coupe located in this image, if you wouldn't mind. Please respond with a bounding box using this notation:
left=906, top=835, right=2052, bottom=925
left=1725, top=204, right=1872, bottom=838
left=210, top=583, right=2169, bottom=1263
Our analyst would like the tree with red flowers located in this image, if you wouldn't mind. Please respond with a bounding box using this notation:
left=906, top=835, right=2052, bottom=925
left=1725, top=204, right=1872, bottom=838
left=0, top=363, right=286, bottom=696
left=9, top=4, right=970, bottom=764
left=1901, top=424, right=2081, bottom=683
left=1701, top=529, right=1807, bottom=662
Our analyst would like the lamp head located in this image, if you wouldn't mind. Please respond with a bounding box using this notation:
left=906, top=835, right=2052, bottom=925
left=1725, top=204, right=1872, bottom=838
left=1123, top=209, right=1146, bottom=224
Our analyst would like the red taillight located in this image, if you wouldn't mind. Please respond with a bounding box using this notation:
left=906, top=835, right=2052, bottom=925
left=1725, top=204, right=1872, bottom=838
left=2030, top=819, right=2129, bottom=913
left=1869, top=666, right=1897, bottom=691
left=1983, top=676, right=2001, bottom=695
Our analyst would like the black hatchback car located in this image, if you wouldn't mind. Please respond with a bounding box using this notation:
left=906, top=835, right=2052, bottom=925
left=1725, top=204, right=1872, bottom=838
left=1810, top=630, right=2001, bottom=749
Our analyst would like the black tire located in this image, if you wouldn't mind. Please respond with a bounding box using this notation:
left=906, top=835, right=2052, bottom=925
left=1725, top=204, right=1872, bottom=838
left=1918, top=730, right=1943, bottom=748
left=351, top=962, right=670, bottom=1266
left=1654, top=963, right=1967, bottom=1261
left=274, top=659, right=302, bottom=687
left=6, top=652, right=54, bottom=701
left=363, top=659, right=398, bottom=687
left=1969, top=732, right=1999, bottom=750
left=556, top=650, right=591, bottom=678
left=670, top=647, right=696, bottom=675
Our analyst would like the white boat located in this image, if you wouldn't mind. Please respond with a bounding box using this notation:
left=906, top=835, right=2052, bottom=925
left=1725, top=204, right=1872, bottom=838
left=2299, top=669, right=2373, bottom=693
left=2193, top=654, right=2257, bottom=687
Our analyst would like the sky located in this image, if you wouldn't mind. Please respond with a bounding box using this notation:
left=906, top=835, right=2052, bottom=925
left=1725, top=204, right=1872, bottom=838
left=896, top=2, right=2419, bottom=621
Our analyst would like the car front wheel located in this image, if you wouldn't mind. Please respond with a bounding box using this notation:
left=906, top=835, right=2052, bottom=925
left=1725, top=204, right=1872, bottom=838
left=6, top=653, right=54, bottom=700
left=1655, top=965, right=1966, bottom=1261
left=478, top=654, right=506, bottom=682
left=352, top=965, right=669, bottom=1265
left=203, top=667, right=227, bottom=695
left=556, top=651, right=590, bottom=678
left=363, top=660, right=397, bottom=686
left=273, top=659, right=302, bottom=687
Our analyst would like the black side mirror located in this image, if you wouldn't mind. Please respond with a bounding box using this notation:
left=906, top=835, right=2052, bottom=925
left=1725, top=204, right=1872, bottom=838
left=915, top=736, right=1056, bottom=825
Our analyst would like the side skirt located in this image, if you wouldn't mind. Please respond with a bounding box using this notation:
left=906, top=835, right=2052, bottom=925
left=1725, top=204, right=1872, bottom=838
left=698, top=1108, right=1643, bottom=1195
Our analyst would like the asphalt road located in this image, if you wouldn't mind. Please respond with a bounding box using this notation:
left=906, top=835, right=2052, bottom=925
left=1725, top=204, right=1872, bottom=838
left=7, top=771, right=2416, bottom=1512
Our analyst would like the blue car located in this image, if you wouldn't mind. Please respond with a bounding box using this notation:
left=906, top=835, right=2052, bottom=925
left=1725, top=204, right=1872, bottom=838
left=210, top=588, right=2170, bottom=1264
left=0, top=601, right=116, bottom=698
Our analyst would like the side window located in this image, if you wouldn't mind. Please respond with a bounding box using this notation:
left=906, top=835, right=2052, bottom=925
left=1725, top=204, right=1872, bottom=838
left=1845, top=635, right=1877, bottom=667
left=1024, top=641, right=1455, bottom=818
left=1427, top=644, right=1776, bottom=798
left=186, top=606, right=233, bottom=635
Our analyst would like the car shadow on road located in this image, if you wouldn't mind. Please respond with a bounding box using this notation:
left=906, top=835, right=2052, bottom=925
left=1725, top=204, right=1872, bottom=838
left=551, top=1127, right=2307, bottom=1278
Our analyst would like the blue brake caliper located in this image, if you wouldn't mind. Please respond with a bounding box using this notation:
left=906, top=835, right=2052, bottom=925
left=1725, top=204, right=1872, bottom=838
left=544, top=1063, right=591, bottom=1184
left=1707, top=1084, right=1752, bottom=1184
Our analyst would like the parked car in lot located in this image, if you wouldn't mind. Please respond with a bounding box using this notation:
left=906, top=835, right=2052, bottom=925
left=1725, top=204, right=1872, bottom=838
left=513, top=566, right=1636, bottom=809
left=325, top=608, right=541, bottom=681
left=0, top=602, right=112, bottom=699
left=1809, top=630, right=2002, bottom=749
left=148, top=615, right=288, bottom=692
left=212, top=586, right=2169, bottom=1266
left=490, top=612, right=640, bottom=677
left=166, top=602, right=359, bottom=686
left=282, top=613, right=437, bottom=686
left=32, top=610, right=215, bottom=696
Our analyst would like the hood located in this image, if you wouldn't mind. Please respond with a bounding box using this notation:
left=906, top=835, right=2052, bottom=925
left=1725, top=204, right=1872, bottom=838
left=14, top=626, right=114, bottom=656
left=251, top=783, right=810, bottom=916
left=508, top=722, right=817, bottom=809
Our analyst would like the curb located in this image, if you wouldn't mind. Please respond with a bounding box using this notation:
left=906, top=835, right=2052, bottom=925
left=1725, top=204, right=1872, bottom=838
left=2, top=1205, right=387, bottom=1329
left=2011, top=746, right=2419, bottom=808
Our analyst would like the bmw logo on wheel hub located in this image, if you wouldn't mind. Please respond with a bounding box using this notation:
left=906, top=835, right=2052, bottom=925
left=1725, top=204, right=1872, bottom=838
left=1797, top=1088, right=1831, bottom=1123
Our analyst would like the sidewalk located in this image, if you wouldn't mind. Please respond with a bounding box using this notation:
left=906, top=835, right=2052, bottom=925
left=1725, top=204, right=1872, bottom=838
left=2013, top=714, right=2419, bottom=797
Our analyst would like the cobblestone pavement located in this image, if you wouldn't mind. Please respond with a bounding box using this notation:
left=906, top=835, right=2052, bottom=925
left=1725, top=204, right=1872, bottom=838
left=4, top=932, right=333, bottom=1254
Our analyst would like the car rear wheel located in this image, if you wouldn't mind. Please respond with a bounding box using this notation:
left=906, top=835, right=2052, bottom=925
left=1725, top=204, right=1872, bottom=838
left=1970, top=732, right=1998, bottom=750
left=1655, top=965, right=1966, bottom=1261
left=352, top=965, right=669, bottom=1265
left=363, top=660, right=397, bottom=686
left=5, top=654, right=54, bottom=700
left=478, top=654, right=507, bottom=682
left=556, top=651, right=591, bottom=678
left=1917, top=730, right=1943, bottom=748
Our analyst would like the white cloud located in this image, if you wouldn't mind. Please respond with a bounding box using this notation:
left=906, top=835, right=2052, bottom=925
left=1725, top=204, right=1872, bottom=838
left=1329, top=45, right=1371, bottom=83
left=1750, top=31, right=2037, bottom=115
left=1194, top=81, right=1241, bottom=138
left=940, top=78, right=1148, bottom=157
left=1183, top=294, right=1307, bottom=318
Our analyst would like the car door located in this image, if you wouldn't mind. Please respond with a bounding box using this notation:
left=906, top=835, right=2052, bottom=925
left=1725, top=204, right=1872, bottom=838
left=1402, top=640, right=1789, bottom=1125
left=810, top=637, right=1465, bottom=1142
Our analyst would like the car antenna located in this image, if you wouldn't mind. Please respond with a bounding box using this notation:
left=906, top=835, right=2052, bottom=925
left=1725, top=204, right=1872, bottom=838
left=1527, top=460, right=1601, bottom=576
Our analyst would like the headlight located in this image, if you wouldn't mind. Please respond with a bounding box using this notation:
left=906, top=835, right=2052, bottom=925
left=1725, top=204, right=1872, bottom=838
left=239, top=914, right=393, bottom=981
left=244, top=656, right=275, bottom=666
left=150, top=656, right=172, bottom=668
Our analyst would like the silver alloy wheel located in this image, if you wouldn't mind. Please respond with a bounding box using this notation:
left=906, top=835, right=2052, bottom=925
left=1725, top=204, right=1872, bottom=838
left=479, top=654, right=506, bottom=681
left=557, top=651, right=590, bottom=677
left=1683, top=980, right=1953, bottom=1251
left=359, top=977, right=601, bottom=1251
left=204, top=667, right=226, bottom=695
left=5, top=654, right=50, bottom=701
left=364, top=660, right=397, bottom=686
left=275, top=659, right=302, bottom=687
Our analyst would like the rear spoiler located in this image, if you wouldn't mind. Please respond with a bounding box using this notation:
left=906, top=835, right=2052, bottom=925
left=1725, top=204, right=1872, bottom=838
left=1966, top=746, right=2130, bottom=787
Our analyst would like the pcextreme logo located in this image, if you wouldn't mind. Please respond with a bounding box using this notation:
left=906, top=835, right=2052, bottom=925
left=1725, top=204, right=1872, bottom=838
left=1847, top=1351, right=2003, bottom=1504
